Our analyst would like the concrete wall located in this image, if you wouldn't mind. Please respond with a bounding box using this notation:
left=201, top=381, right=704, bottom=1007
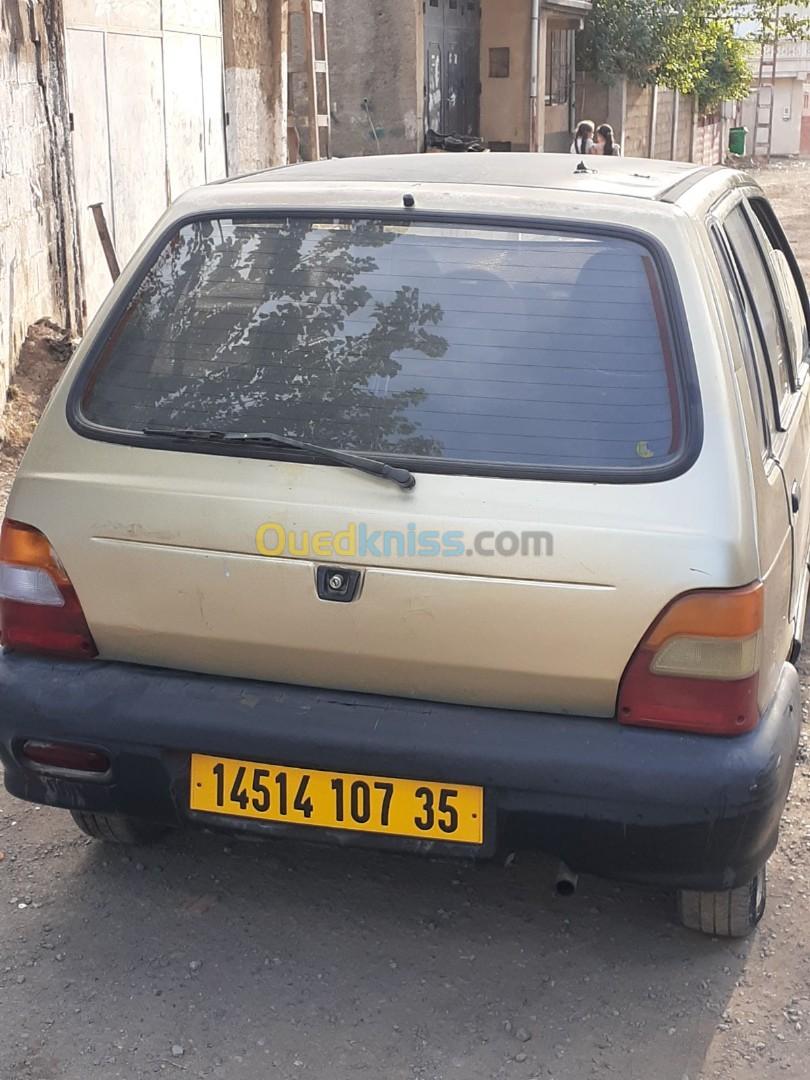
left=577, top=74, right=722, bottom=165
left=223, top=0, right=287, bottom=172
left=692, top=112, right=723, bottom=166
left=327, top=0, right=421, bottom=156
left=576, top=76, right=609, bottom=132
left=576, top=75, right=625, bottom=146
left=544, top=100, right=572, bottom=153
left=0, top=0, right=81, bottom=399
left=479, top=0, right=531, bottom=150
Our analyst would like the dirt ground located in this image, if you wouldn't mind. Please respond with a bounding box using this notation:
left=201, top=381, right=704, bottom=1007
left=2, top=162, right=810, bottom=1080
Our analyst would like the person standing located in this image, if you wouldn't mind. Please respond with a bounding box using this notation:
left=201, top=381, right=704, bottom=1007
left=594, top=124, right=622, bottom=156
left=570, top=121, right=595, bottom=155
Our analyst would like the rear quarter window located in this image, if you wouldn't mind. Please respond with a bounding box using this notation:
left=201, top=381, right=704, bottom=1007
left=76, top=216, right=690, bottom=477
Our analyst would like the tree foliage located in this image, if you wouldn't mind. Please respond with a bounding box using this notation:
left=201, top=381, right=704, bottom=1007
left=577, top=0, right=799, bottom=111
left=743, top=1, right=810, bottom=43
left=578, top=0, right=674, bottom=87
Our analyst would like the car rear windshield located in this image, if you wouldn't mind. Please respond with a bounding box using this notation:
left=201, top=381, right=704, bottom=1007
left=80, top=217, right=684, bottom=473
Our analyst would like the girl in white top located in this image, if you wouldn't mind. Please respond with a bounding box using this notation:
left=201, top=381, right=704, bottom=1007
left=570, top=121, right=595, bottom=156
left=594, top=123, right=622, bottom=156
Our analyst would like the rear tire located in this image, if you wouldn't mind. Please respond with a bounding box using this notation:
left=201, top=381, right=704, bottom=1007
left=70, top=810, right=168, bottom=846
left=677, top=864, right=767, bottom=937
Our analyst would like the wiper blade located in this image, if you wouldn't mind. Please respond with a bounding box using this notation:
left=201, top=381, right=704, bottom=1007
left=143, top=426, right=226, bottom=441
left=222, top=431, right=416, bottom=490
left=142, top=426, right=416, bottom=490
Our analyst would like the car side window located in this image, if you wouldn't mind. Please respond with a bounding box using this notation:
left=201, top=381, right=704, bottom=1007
left=746, top=195, right=810, bottom=383
left=723, top=203, right=793, bottom=428
left=711, top=225, right=772, bottom=448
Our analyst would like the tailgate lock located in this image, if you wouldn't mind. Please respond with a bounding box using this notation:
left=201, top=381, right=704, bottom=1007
left=316, top=565, right=362, bottom=603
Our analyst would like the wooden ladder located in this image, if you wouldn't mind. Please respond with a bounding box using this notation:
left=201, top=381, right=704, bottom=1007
left=753, top=5, right=781, bottom=163
left=288, top=0, right=331, bottom=162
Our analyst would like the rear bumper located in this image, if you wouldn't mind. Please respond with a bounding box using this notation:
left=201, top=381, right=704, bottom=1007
left=0, top=654, right=800, bottom=891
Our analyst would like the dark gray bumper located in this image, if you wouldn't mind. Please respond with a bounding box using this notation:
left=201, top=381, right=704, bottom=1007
left=0, top=653, right=801, bottom=890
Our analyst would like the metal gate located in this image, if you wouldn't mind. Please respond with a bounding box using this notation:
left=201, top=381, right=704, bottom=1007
left=424, top=0, right=481, bottom=138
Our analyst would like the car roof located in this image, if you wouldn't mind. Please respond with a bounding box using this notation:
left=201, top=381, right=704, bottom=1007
left=223, top=152, right=723, bottom=204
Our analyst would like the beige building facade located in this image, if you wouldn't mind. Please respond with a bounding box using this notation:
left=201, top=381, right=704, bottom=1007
left=327, top=0, right=591, bottom=156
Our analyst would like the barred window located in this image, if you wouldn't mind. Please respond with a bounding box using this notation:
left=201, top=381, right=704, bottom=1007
left=545, top=29, right=573, bottom=107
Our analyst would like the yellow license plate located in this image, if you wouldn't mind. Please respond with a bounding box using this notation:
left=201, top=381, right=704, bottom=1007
left=189, top=753, right=484, bottom=845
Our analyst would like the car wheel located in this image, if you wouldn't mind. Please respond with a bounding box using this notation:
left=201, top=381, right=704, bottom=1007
left=70, top=810, right=168, bottom=845
left=677, top=864, right=767, bottom=937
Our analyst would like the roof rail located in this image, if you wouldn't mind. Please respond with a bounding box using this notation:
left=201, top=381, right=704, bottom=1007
left=657, top=165, right=722, bottom=204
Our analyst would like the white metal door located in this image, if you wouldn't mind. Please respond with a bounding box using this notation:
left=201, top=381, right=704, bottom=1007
left=105, top=33, right=168, bottom=267
left=200, top=34, right=227, bottom=181
left=64, top=28, right=113, bottom=319
left=163, top=30, right=207, bottom=201
left=64, top=0, right=227, bottom=321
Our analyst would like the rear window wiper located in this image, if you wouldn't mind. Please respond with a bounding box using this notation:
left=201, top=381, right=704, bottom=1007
left=142, top=426, right=416, bottom=490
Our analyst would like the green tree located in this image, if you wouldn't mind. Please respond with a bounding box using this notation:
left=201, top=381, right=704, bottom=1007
left=578, top=0, right=673, bottom=87
left=579, top=0, right=753, bottom=111
left=658, top=5, right=753, bottom=109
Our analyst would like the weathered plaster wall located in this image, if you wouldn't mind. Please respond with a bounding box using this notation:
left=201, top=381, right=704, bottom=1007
left=326, top=0, right=421, bottom=157
left=0, top=0, right=81, bottom=400
left=222, top=0, right=288, bottom=172
left=479, top=0, right=530, bottom=150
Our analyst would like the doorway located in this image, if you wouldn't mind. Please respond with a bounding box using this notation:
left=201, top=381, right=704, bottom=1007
left=424, top=0, right=481, bottom=139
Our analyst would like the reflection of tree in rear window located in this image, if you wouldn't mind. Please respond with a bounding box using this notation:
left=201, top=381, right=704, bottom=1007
left=83, top=218, right=681, bottom=471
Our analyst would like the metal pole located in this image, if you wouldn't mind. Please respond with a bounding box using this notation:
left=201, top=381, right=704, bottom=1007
left=89, top=203, right=120, bottom=282
left=529, top=0, right=540, bottom=152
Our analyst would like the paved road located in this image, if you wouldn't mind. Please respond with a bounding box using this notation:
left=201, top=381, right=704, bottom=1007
left=2, top=163, right=810, bottom=1080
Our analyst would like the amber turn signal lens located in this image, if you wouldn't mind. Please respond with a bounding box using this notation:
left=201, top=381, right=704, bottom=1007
left=0, top=519, right=97, bottom=660
left=0, top=520, right=71, bottom=586
left=644, top=582, right=763, bottom=647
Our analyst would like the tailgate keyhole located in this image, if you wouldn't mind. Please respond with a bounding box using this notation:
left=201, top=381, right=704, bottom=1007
left=316, top=566, right=362, bottom=603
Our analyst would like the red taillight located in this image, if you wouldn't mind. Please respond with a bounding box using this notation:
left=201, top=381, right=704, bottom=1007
left=617, top=583, right=763, bottom=737
left=0, top=520, right=97, bottom=660
left=21, top=740, right=109, bottom=774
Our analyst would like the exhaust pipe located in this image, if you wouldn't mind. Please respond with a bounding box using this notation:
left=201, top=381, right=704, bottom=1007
left=554, top=861, right=578, bottom=897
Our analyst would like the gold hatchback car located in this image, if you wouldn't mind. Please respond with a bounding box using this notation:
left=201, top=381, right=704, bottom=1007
left=2, top=154, right=809, bottom=937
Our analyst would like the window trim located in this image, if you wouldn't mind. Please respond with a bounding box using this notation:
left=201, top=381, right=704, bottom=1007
left=66, top=209, right=704, bottom=486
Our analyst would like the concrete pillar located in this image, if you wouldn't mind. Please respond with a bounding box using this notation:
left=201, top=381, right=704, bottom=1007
left=648, top=84, right=658, bottom=158
left=606, top=78, right=626, bottom=147
left=222, top=0, right=288, bottom=173
left=689, top=97, right=698, bottom=163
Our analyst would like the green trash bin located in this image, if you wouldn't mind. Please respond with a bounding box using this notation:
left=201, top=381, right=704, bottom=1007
left=729, top=126, right=748, bottom=156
